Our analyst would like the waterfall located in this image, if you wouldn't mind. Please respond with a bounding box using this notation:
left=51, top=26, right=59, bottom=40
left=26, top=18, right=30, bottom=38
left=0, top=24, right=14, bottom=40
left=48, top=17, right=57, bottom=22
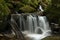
left=11, top=14, right=51, bottom=40
left=22, top=15, right=51, bottom=40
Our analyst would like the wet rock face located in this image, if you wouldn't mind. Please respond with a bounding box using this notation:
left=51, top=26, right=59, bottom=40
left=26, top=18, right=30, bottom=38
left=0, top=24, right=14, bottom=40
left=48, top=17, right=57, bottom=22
left=51, top=23, right=60, bottom=34
left=36, top=28, right=43, bottom=34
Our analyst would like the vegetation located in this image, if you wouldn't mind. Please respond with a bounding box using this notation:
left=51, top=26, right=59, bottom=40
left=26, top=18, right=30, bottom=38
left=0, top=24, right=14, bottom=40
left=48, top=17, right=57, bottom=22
left=45, top=0, right=60, bottom=24
left=0, top=0, right=10, bottom=31
left=5, top=0, right=51, bottom=13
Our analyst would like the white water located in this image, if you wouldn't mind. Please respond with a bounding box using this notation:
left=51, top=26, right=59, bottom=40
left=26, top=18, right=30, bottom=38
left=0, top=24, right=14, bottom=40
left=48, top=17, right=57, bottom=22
left=12, top=14, right=51, bottom=40
left=39, top=5, right=44, bottom=12
left=22, top=15, right=51, bottom=40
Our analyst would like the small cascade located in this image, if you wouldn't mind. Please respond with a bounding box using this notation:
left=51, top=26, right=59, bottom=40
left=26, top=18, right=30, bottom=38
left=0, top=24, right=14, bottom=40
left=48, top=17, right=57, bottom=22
left=39, top=5, right=44, bottom=12
left=27, top=15, right=34, bottom=33
left=26, top=15, right=38, bottom=33
left=38, top=16, right=51, bottom=33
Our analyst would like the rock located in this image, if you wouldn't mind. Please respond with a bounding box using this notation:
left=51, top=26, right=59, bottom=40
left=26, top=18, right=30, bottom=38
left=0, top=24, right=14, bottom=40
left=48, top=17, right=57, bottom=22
left=0, top=30, right=15, bottom=39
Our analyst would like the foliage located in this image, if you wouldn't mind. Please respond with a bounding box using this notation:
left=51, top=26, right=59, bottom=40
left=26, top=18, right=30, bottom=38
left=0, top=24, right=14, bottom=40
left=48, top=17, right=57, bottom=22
left=6, top=0, right=52, bottom=13
left=0, top=0, right=10, bottom=31
left=45, top=0, right=60, bottom=24
left=6, top=0, right=40, bottom=13
left=0, top=0, right=10, bottom=16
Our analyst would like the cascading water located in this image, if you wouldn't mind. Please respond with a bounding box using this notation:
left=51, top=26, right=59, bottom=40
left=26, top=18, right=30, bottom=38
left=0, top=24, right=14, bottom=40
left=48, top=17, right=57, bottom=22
left=26, top=15, right=38, bottom=33
left=21, top=15, right=51, bottom=40
left=39, top=5, right=44, bottom=12
left=11, top=14, right=51, bottom=40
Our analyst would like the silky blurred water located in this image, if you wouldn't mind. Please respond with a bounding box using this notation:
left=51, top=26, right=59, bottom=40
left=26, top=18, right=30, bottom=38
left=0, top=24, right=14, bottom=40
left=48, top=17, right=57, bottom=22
left=21, top=15, right=51, bottom=40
